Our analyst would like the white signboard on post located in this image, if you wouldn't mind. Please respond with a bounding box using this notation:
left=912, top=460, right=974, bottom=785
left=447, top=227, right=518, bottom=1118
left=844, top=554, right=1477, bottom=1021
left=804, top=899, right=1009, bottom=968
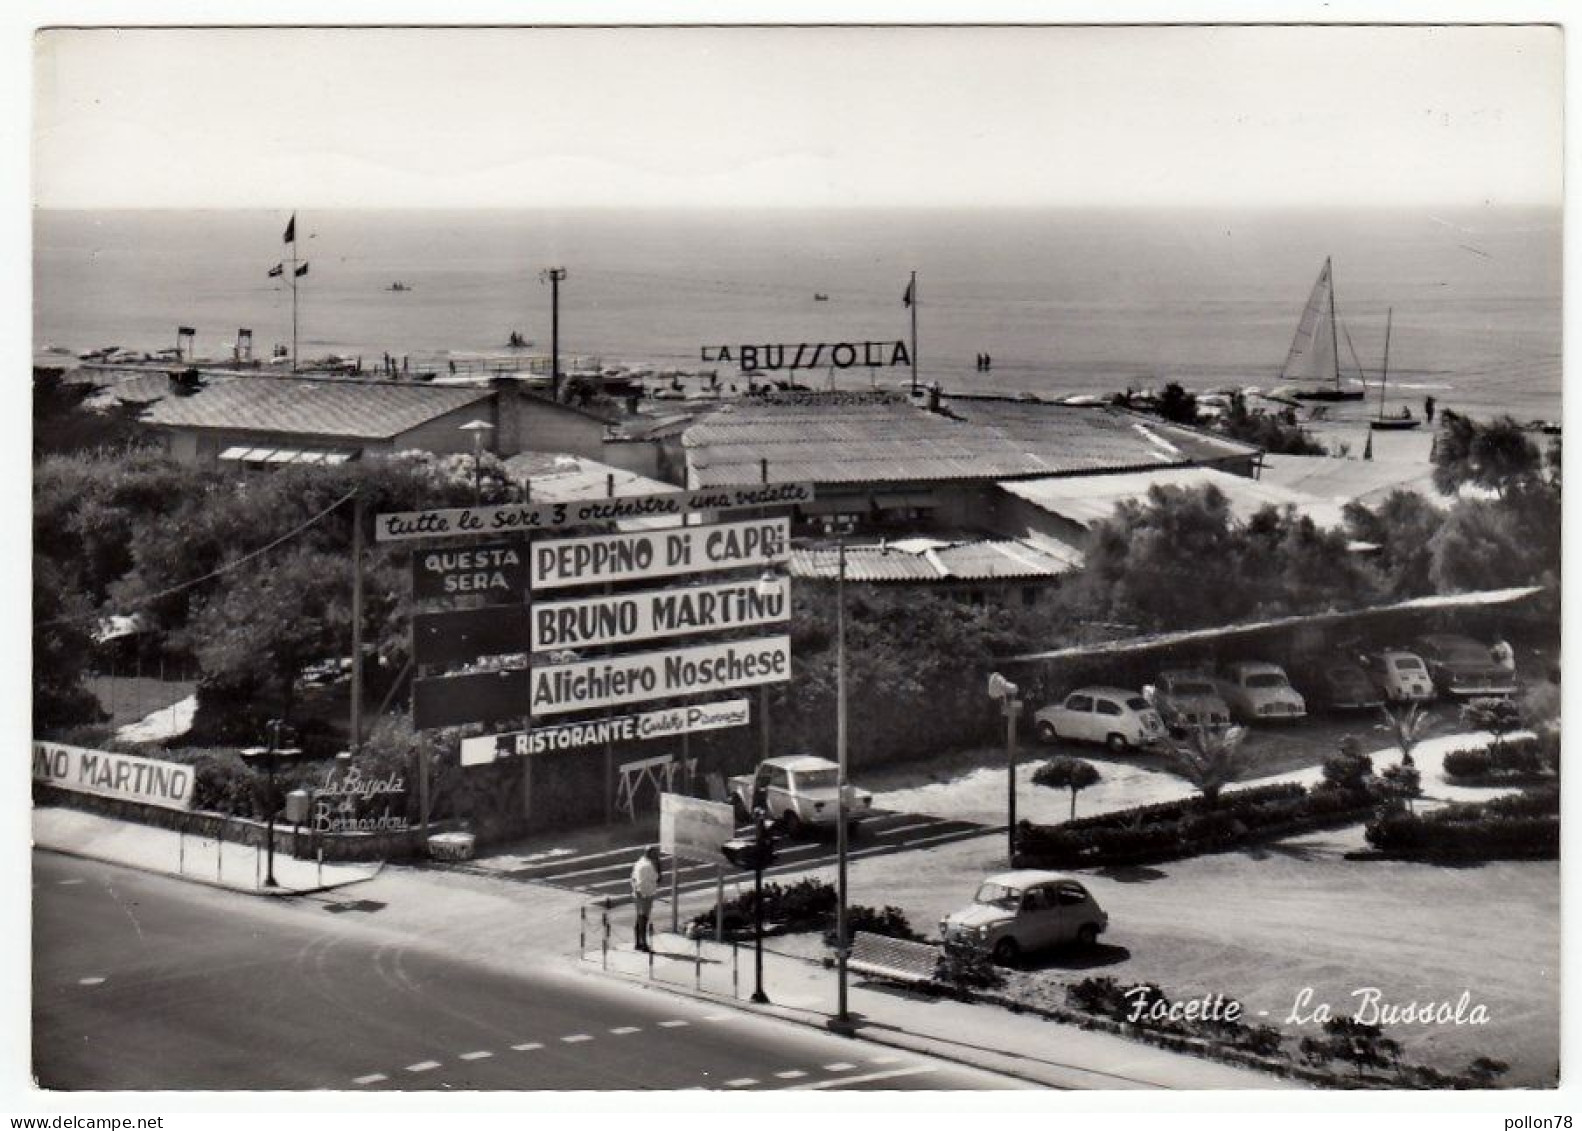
left=530, top=518, right=789, bottom=591
left=32, top=742, right=196, bottom=810
left=459, top=698, right=752, bottom=765
left=532, top=635, right=791, bottom=717
left=375, top=483, right=814, bottom=543
left=532, top=577, right=789, bottom=652
left=660, top=793, right=739, bottom=867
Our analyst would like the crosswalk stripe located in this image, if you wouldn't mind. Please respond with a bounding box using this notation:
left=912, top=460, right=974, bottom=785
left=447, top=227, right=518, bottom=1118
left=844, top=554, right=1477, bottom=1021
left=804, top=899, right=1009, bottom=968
left=609, top=1026, right=641, bottom=1035
left=775, top=1069, right=807, bottom=1079
left=352, top=1074, right=387, bottom=1085
left=723, top=1078, right=758, bottom=1088
left=788, top=1065, right=934, bottom=1090
left=405, top=1061, right=441, bottom=1073
left=511, top=1043, right=543, bottom=1052
left=561, top=1034, right=593, bottom=1043
left=657, top=1020, right=689, bottom=1028
left=459, top=1050, right=493, bottom=1060
left=823, top=1062, right=856, bottom=1072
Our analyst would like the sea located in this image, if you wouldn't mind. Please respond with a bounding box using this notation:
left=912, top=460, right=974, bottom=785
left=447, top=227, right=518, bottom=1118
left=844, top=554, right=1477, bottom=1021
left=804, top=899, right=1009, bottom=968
left=32, top=206, right=1563, bottom=422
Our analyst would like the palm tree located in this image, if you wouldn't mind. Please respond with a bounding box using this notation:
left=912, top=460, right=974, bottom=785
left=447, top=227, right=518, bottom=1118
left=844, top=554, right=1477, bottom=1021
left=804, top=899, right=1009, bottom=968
left=1378, top=702, right=1433, bottom=767
left=1165, top=724, right=1250, bottom=809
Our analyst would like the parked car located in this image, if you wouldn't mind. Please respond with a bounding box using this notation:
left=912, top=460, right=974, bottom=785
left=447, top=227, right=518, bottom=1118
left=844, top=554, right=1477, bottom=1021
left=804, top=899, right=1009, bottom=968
left=939, top=870, right=1109, bottom=966
left=1361, top=650, right=1436, bottom=703
left=1215, top=662, right=1307, bottom=722
left=1145, top=670, right=1232, bottom=733
left=1304, top=660, right=1385, bottom=711
left=1412, top=634, right=1518, bottom=698
left=728, top=755, right=874, bottom=836
left=1032, top=686, right=1167, bottom=751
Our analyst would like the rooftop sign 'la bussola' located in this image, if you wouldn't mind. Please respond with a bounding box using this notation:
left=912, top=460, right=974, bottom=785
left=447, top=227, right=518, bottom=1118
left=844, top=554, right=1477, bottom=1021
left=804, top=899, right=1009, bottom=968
left=700, top=340, right=911, bottom=373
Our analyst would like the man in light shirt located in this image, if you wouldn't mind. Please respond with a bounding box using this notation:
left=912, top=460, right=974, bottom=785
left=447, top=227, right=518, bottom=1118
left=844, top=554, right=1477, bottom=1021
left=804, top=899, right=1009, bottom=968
left=630, top=846, right=660, bottom=952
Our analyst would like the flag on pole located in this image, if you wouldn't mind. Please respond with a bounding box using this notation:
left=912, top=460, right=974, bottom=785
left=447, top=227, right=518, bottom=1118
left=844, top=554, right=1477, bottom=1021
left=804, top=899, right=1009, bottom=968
left=902, top=278, right=914, bottom=308
left=267, top=264, right=284, bottom=278
left=294, top=263, right=310, bottom=277
left=283, top=214, right=296, bottom=244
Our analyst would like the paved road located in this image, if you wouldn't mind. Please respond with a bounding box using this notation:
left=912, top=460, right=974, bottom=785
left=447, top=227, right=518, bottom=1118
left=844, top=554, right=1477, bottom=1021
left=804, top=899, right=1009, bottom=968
left=33, top=852, right=1021, bottom=1091
left=455, top=809, right=995, bottom=905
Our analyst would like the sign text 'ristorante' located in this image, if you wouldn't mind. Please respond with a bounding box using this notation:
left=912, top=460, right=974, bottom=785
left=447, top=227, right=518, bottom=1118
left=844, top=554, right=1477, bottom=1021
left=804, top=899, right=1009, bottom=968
left=533, top=636, right=790, bottom=717
left=375, top=482, right=813, bottom=543
left=531, top=518, right=788, bottom=591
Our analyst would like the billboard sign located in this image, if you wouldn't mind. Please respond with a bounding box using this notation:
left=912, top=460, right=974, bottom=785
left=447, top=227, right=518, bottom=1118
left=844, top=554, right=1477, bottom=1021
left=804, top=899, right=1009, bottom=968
left=530, top=518, right=788, bottom=592
left=413, top=606, right=531, bottom=667
left=660, top=793, right=739, bottom=866
left=531, top=577, right=788, bottom=652
left=459, top=698, right=751, bottom=765
left=412, top=668, right=531, bottom=731
left=533, top=636, right=790, bottom=718
left=412, top=542, right=530, bottom=602
left=32, top=742, right=196, bottom=810
left=375, top=482, right=814, bottom=543
left=700, top=340, right=911, bottom=373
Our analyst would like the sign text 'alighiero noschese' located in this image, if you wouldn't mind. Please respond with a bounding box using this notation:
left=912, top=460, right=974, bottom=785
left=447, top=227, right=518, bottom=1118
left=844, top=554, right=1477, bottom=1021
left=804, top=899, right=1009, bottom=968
left=375, top=482, right=813, bottom=543
left=533, top=636, right=790, bottom=717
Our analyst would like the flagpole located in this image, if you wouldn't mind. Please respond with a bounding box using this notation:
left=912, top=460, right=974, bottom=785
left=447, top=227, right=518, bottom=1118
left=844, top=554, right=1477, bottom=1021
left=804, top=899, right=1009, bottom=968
left=291, top=214, right=299, bottom=372
left=909, top=270, right=918, bottom=396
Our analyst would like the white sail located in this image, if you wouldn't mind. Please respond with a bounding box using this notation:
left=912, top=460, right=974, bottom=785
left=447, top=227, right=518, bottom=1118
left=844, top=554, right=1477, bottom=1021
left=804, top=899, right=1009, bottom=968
left=1279, top=257, right=1340, bottom=387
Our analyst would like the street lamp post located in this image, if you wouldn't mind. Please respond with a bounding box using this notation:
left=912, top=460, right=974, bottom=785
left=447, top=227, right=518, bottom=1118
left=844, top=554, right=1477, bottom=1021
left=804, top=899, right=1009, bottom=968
left=240, top=720, right=303, bottom=888
left=988, top=673, right=1022, bottom=867
left=459, top=419, right=495, bottom=504
left=750, top=806, right=770, bottom=1004
left=832, top=533, right=852, bottom=1031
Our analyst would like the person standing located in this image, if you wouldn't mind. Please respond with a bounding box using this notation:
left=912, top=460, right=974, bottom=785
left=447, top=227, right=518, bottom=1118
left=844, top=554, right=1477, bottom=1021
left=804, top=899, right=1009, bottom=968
left=630, top=846, right=660, bottom=952
left=1490, top=638, right=1516, bottom=675
left=1425, top=395, right=1437, bottom=423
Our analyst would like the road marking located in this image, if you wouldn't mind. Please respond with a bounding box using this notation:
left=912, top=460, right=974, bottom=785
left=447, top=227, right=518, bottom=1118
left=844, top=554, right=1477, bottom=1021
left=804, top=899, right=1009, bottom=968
left=352, top=1074, right=387, bottom=1086
left=405, top=1061, right=441, bottom=1073
left=58, top=879, right=85, bottom=886
left=873, top=820, right=937, bottom=838
left=723, top=1078, right=758, bottom=1088
left=788, top=1066, right=934, bottom=1090
left=869, top=1054, right=903, bottom=1064
left=609, top=1026, right=640, bottom=1035
left=824, top=1062, right=856, bottom=1072
left=774, top=1069, right=807, bottom=1079
left=77, top=977, right=106, bottom=986
left=701, top=1012, right=732, bottom=1021
left=459, top=1050, right=493, bottom=1060
left=511, top=1043, right=543, bottom=1052
left=561, top=1034, right=593, bottom=1043
left=657, top=1020, right=689, bottom=1028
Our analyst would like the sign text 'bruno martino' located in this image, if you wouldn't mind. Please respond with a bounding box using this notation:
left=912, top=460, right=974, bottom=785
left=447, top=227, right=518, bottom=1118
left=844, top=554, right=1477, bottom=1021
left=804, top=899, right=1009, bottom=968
left=530, top=518, right=788, bottom=591
left=33, top=742, right=195, bottom=810
left=532, top=636, right=790, bottom=717
left=375, top=483, right=813, bottom=543
left=531, top=577, right=788, bottom=651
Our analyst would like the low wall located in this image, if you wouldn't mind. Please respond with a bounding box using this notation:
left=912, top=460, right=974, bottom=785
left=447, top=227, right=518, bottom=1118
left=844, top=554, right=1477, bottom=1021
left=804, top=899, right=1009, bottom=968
left=33, top=783, right=451, bottom=862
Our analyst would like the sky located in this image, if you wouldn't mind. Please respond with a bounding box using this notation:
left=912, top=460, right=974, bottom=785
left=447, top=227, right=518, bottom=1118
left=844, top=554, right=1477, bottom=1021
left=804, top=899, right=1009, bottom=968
left=31, top=23, right=1564, bottom=210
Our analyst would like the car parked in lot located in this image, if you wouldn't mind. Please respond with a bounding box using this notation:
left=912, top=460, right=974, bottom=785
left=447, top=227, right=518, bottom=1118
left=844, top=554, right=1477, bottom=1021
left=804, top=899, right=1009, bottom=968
left=1215, top=661, right=1307, bottom=722
left=1145, top=669, right=1232, bottom=733
left=728, top=755, right=874, bottom=837
left=939, top=870, right=1109, bottom=966
left=1412, top=634, right=1518, bottom=698
left=1032, top=686, right=1167, bottom=751
left=1303, top=660, right=1385, bottom=711
left=1361, top=649, right=1436, bottom=703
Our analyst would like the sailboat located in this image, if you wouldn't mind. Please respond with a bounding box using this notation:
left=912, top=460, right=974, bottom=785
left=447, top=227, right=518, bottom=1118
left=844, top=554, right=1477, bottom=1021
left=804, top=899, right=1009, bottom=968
left=1279, top=258, right=1368, bottom=402
left=1369, top=307, right=1421, bottom=431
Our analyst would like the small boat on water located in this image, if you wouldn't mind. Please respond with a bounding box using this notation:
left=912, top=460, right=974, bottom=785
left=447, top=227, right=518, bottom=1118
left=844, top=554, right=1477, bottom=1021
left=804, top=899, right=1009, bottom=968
left=388, top=282, right=412, bottom=292
left=1281, top=258, right=1369, bottom=402
left=1369, top=307, right=1422, bottom=432
left=813, top=293, right=829, bottom=302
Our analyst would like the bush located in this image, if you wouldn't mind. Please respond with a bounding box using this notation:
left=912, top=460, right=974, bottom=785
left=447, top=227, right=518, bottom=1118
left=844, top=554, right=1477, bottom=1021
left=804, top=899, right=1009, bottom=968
left=1442, top=735, right=1551, bottom=783
left=1322, top=747, right=1373, bottom=791
left=1365, top=786, right=1559, bottom=859
left=841, top=904, right=922, bottom=942
left=689, top=877, right=838, bottom=937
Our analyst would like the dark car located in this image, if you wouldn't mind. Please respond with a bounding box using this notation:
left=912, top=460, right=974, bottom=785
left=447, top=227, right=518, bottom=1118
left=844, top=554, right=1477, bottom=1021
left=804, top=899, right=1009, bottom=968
left=1412, top=634, right=1517, bottom=698
left=1308, top=660, right=1385, bottom=711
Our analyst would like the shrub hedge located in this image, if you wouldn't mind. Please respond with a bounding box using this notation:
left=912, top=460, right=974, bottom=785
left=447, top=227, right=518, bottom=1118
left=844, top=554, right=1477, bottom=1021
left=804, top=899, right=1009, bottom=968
left=1015, top=782, right=1373, bottom=868
left=1441, top=734, right=1557, bottom=783
left=1364, top=786, right=1559, bottom=860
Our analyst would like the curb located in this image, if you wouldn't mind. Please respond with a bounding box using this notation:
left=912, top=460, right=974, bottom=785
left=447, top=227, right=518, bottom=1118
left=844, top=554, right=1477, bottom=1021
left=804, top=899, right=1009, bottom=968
left=568, top=946, right=1191, bottom=1091
left=35, top=842, right=384, bottom=898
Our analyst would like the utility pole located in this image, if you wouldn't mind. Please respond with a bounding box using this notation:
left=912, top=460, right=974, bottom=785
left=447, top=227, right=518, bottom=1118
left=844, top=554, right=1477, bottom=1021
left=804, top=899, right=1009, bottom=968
left=349, top=490, right=364, bottom=754
left=541, top=267, right=567, bottom=401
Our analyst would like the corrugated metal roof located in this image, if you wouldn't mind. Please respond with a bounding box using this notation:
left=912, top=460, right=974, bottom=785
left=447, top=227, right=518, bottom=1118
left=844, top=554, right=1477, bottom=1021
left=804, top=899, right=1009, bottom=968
left=790, top=537, right=1082, bottom=583
left=138, top=375, right=492, bottom=440
left=1000, top=466, right=1343, bottom=529
left=1257, top=452, right=1439, bottom=511
left=503, top=451, right=676, bottom=502
left=684, top=395, right=1261, bottom=488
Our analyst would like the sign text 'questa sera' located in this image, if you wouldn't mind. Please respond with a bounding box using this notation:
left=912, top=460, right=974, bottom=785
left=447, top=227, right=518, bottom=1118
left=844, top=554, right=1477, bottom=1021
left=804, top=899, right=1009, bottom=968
left=376, top=482, right=813, bottom=543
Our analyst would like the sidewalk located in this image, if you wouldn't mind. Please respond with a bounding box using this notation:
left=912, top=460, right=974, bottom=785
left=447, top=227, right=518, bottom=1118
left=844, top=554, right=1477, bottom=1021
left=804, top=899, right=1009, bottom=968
left=33, top=806, right=380, bottom=896
left=580, top=929, right=1302, bottom=1091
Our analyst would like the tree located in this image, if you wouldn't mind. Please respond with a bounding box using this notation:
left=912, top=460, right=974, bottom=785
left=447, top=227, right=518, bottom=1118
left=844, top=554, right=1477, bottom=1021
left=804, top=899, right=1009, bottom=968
left=1376, top=761, right=1423, bottom=813
left=1321, top=734, right=1373, bottom=792
left=1165, top=724, right=1250, bottom=809
left=32, top=552, right=106, bottom=733
left=1460, top=697, right=1522, bottom=753
left=1342, top=490, right=1445, bottom=598
left=1155, top=382, right=1199, bottom=425
left=1432, top=412, right=1543, bottom=499
left=1033, top=756, right=1102, bottom=820
left=33, top=369, right=148, bottom=458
